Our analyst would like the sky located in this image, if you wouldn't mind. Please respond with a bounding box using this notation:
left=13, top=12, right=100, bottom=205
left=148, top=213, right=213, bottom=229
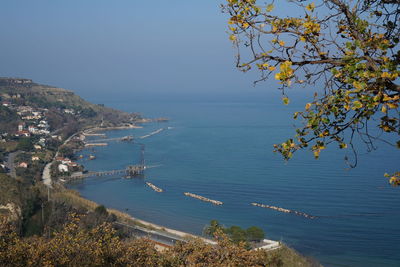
left=0, top=1, right=256, bottom=100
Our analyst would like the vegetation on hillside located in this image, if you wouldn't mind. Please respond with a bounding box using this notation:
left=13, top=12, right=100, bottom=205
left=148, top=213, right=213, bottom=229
left=0, top=214, right=316, bottom=267
left=204, top=219, right=265, bottom=246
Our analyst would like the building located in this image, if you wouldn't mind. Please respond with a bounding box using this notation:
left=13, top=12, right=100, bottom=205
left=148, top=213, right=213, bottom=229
left=18, top=123, right=25, bottom=132
left=19, top=162, right=28, bottom=168
left=34, top=145, right=42, bottom=150
left=58, top=164, right=68, bottom=173
left=28, top=125, right=38, bottom=134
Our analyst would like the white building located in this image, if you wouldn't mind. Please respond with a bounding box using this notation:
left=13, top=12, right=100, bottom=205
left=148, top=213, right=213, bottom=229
left=58, top=164, right=68, bottom=173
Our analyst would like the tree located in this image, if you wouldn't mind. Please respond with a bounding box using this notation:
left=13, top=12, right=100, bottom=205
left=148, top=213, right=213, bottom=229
left=223, top=0, right=400, bottom=185
left=246, top=226, right=265, bottom=242
left=204, top=219, right=223, bottom=237
left=16, top=138, right=33, bottom=152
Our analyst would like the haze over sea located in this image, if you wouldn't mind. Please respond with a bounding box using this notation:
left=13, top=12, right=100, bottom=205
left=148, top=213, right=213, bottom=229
left=68, top=92, right=400, bottom=267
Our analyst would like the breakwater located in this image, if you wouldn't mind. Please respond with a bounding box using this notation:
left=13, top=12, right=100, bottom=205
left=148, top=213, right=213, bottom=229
left=146, top=182, right=163, bottom=193
left=251, top=202, right=316, bottom=219
left=140, top=128, right=164, bottom=139
left=184, top=192, right=223, bottom=205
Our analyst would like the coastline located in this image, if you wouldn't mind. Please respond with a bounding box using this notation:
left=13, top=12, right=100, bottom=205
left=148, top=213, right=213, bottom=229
left=57, top=185, right=215, bottom=245
left=50, top=124, right=215, bottom=245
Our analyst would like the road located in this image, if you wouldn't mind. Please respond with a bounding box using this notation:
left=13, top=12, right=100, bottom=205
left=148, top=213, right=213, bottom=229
left=42, top=131, right=81, bottom=188
left=114, top=222, right=187, bottom=247
left=6, top=150, right=21, bottom=178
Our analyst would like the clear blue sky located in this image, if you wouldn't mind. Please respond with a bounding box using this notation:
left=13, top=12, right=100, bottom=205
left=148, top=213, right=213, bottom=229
left=0, top=0, right=302, bottom=100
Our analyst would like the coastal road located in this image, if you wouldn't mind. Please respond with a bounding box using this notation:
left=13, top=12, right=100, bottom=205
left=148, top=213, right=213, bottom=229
left=114, top=222, right=187, bottom=247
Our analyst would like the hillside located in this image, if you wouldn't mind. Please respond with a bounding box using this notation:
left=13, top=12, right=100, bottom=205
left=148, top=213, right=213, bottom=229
left=0, top=77, right=142, bottom=134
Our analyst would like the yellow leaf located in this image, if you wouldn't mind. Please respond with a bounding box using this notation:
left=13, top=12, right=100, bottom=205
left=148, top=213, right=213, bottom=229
left=306, top=2, right=316, bottom=12
left=266, top=4, right=274, bottom=12
left=300, top=36, right=306, bottom=42
left=275, top=73, right=281, bottom=80
left=229, top=34, right=237, bottom=41
left=305, top=103, right=312, bottom=110
left=242, top=22, right=249, bottom=28
left=268, top=66, right=276, bottom=71
left=282, top=97, right=290, bottom=105
left=383, top=94, right=392, bottom=101
left=387, top=103, right=398, bottom=109
left=279, top=40, right=285, bottom=46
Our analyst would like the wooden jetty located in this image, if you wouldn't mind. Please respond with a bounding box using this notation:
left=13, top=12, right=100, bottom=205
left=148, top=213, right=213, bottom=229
left=184, top=192, right=223, bottom=205
left=146, top=182, right=163, bottom=192
left=61, top=164, right=145, bottom=181
left=251, top=202, right=316, bottom=219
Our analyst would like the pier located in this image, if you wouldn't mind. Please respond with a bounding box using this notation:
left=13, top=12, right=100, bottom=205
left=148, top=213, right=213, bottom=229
left=83, top=133, right=106, bottom=137
left=84, top=143, right=108, bottom=147
left=184, top=192, right=223, bottom=205
left=146, top=182, right=163, bottom=192
left=85, top=135, right=133, bottom=143
left=61, top=164, right=145, bottom=181
left=61, top=143, right=146, bottom=181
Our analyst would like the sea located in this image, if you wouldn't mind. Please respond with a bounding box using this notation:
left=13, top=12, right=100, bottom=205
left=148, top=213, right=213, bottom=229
left=68, top=91, right=400, bottom=267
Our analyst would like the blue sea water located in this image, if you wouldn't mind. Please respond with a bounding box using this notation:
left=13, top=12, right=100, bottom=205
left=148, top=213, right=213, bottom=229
left=69, top=93, right=400, bottom=267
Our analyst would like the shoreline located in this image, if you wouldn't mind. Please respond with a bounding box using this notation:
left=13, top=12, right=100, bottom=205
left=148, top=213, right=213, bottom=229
left=53, top=124, right=215, bottom=245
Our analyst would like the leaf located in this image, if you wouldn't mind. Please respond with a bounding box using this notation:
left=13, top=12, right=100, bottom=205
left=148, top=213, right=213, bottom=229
left=381, top=105, right=387, bottom=113
left=229, top=34, right=237, bottom=41
left=305, top=103, right=312, bottom=110
left=339, top=143, right=347, bottom=149
left=306, top=2, right=315, bottom=12
left=282, top=97, right=290, bottom=105
left=387, top=103, right=398, bottom=109
left=352, top=101, right=363, bottom=109
left=266, top=4, right=274, bottom=12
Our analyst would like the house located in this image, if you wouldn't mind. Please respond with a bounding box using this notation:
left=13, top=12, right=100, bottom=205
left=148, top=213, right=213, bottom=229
left=28, top=126, right=38, bottom=134
left=58, top=164, right=68, bottom=173
left=19, top=162, right=28, bottom=168
left=67, top=162, right=78, bottom=168
left=61, top=158, right=72, bottom=165
left=18, top=123, right=25, bottom=132
left=34, top=145, right=42, bottom=150
left=55, top=157, right=64, bottom=162
left=16, top=130, right=31, bottom=137
left=63, top=109, right=75, bottom=114
left=39, top=138, right=46, bottom=145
